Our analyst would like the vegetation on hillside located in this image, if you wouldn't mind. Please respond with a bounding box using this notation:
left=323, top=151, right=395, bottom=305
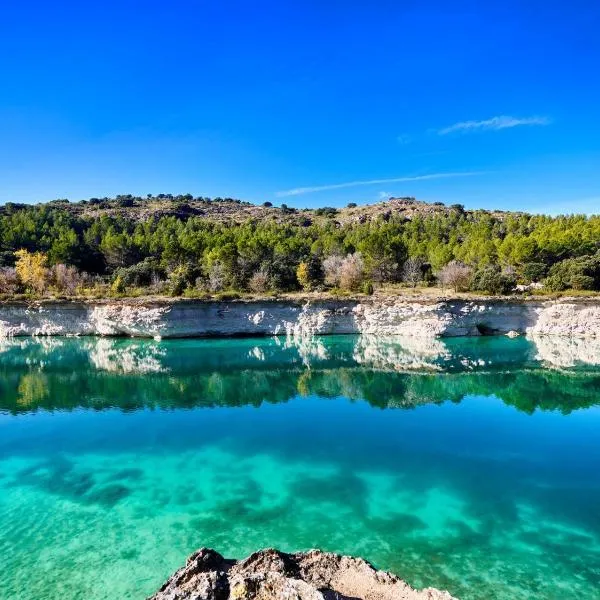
left=0, top=194, right=599, bottom=298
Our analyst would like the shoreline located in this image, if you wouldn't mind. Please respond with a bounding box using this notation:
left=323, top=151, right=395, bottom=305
left=2, top=288, right=600, bottom=305
left=0, top=296, right=599, bottom=338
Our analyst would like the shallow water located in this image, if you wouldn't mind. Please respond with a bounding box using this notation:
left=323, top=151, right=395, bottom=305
left=0, top=335, right=599, bottom=600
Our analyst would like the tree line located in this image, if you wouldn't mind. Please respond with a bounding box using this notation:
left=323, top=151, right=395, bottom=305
left=0, top=196, right=599, bottom=297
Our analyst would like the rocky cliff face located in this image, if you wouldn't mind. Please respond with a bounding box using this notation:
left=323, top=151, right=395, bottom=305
left=149, top=548, right=457, bottom=600
left=0, top=298, right=599, bottom=339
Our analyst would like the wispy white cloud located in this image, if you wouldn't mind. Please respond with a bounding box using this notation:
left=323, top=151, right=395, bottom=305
left=396, top=134, right=411, bottom=145
left=276, top=171, right=483, bottom=197
left=438, top=115, right=551, bottom=135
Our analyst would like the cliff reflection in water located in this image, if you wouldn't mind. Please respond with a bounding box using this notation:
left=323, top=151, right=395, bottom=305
left=1, top=335, right=600, bottom=415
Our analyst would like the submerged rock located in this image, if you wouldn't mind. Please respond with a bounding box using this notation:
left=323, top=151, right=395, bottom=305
left=149, top=547, right=458, bottom=600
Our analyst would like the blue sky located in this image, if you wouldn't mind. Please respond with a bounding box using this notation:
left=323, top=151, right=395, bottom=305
left=1, top=1, right=599, bottom=213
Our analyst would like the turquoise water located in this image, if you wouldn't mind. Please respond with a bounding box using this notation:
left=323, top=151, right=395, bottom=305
left=0, top=336, right=599, bottom=600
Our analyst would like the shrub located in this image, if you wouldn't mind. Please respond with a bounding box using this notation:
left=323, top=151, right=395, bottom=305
left=15, top=249, right=49, bottom=295
left=402, top=257, right=425, bottom=288
left=323, top=255, right=345, bottom=287
left=570, top=274, right=595, bottom=290
left=168, top=265, right=196, bottom=297
left=207, top=261, right=227, bottom=292
left=470, top=265, right=516, bottom=295
left=347, top=202, right=357, bottom=208
left=339, top=253, right=365, bottom=291
left=363, top=281, right=374, bottom=295
left=52, top=264, right=83, bottom=295
left=543, top=273, right=568, bottom=292
left=267, top=256, right=299, bottom=291
left=0, top=267, right=20, bottom=294
left=114, top=258, right=164, bottom=288
left=115, top=196, right=134, bottom=207
left=249, top=269, right=270, bottom=293
left=110, top=275, right=126, bottom=295
left=296, top=262, right=310, bottom=290
left=438, top=260, right=472, bottom=292
left=215, top=291, right=241, bottom=301
left=314, top=207, right=338, bottom=217
left=545, top=254, right=600, bottom=291
left=296, top=256, right=324, bottom=291
left=521, top=262, right=547, bottom=283
left=323, top=253, right=364, bottom=290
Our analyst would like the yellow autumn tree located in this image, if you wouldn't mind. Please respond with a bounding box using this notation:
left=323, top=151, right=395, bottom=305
left=296, top=261, right=310, bottom=290
left=15, top=249, right=49, bottom=295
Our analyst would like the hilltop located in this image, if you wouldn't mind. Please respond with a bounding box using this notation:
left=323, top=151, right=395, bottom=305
left=0, top=194, right=517, bottom=227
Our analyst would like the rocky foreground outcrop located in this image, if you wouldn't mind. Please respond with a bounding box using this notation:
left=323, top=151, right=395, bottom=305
left=149, top=548, right=457, bottom=600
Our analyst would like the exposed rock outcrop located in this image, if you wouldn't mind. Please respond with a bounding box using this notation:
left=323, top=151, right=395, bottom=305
left=0, top=298, right=599, bottom=339
left=149, top=548, right=457, bottom=600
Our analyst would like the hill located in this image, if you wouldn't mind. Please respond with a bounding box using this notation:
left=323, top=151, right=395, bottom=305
left=0, top=194, right=598, bottom=298
left=1, top=194, right=516, bottom=226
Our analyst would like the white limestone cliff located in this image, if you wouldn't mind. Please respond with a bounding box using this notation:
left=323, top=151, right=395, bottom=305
left=0, top=298, right=599, bottom=339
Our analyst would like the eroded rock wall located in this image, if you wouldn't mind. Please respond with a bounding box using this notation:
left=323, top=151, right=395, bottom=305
left=0, top=298, right=599, bottom=338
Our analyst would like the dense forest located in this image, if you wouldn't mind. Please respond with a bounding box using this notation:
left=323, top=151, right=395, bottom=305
left=0, top=194, right=599, bottom=297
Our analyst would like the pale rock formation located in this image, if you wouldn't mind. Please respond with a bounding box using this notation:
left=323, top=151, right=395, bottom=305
left=0, top=298, right=599, bottom=339
left=353, top=302, right=455, bottom=337
left=526, top=302, right=600, bottom=337
left=89, top=304, right=170, bottom=336
left=149, top=548, right=457, bottom=600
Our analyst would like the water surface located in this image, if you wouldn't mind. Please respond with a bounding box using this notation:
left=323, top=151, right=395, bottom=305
left=1, top=335, right=599, bottom=600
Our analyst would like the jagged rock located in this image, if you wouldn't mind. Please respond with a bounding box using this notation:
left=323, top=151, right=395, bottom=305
left=150, top=548, right=233, bottom=600
left=148, top=548, right=458, bottom=600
